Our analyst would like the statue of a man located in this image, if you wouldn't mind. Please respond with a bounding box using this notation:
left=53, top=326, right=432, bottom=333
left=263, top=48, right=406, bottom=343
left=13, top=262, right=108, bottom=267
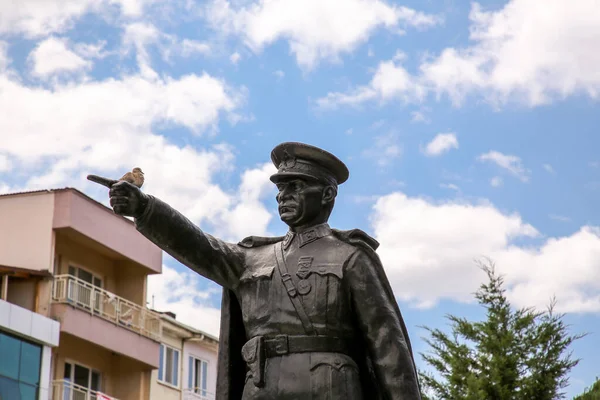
left=106, top=142, right=421, bottom=399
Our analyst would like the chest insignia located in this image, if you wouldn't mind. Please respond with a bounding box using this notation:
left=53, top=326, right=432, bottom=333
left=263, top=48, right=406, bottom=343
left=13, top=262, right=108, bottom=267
left=297, top=279, right=312, bottom=295
left=296, top=256, right=313, bottom=279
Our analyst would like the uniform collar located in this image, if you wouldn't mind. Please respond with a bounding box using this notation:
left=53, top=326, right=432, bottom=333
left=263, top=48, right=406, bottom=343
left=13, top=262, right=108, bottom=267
left=282, top=223, right=331, bottom=250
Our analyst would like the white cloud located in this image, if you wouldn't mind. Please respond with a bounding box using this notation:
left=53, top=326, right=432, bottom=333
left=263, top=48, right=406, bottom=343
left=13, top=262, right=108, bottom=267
left=410, top=110, right=429, bottom=124
left=478, top=151, right=530, bottom=182
left=205, top=0, right=441, bottom=69
left=317, top=58, right=426, bottom=108
left=122, top=22, right=161, bottom=77
left=230, top=52, right=241, bottom=64
left=29, top=37, right=91, bottom=78
left=420, top=0, right=600, bottom=106
left=371, top=192, right=600, bottom=313
left=0, top=154, right=11, bottom=172
left=274, top=70, right=284, bottom=80
left=74, top=40, right=111, bottom=59
left=0, top=0, right=157, bottom=37
left=423, top=132, right=458, bottom=156
left=440, top=183, right=459, bottom=191
left=550, top=214, right=571, bottom=223
left=0, top=41, right=9, bottom=73
left=147, top=264, right=223, bottom=337
left=317, top=0, right=600, bottom=109
left=122, top=23, right=216, bottom=77
left=215, top=162, right=277, bottom=241
left=181, top=39, right=211, bottom=57
left=0, top=59, right=250, bottom=225
left=543, top=163, right=555, bottom=173
left=362, top=132, right=402, bottom=167
left=109, top=0, right=159, bottom=17
left=490, top=176, right=503, bottom=187
left=0, top=0, right=99, bottom=37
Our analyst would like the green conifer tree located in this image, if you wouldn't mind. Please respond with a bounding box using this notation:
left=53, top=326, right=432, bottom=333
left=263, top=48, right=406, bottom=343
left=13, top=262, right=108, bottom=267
left=419, top=259, right=586, bottom=400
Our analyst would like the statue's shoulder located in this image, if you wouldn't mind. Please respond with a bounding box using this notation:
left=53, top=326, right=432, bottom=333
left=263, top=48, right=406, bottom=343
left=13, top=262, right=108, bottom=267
left=237, top=235, right=284, bottom=248
left=331, top=228, right=380, bottom=253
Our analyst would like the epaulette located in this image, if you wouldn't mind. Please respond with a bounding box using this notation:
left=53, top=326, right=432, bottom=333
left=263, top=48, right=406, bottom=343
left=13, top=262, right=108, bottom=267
left=237, top=235, right=284, bottom=248
left=331, top=228, right=380, bottom=251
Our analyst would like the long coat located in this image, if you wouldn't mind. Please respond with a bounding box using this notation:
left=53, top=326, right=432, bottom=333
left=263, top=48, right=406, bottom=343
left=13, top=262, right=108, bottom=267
left=134, top=195, right=422, bottom=399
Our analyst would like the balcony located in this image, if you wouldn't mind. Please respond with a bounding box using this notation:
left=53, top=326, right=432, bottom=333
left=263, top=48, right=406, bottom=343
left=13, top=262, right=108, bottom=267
left=52, top=274, right=161, bottom=341
left=50, top=275, right=161, bottom=368
left=52, top=379, right=119, bottom=400
left=183, top=389, right=215, bottom=400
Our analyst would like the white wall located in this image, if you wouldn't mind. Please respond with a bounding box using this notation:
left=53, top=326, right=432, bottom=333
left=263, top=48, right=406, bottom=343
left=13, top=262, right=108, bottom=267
left=182, top=340, right=218, bottom=396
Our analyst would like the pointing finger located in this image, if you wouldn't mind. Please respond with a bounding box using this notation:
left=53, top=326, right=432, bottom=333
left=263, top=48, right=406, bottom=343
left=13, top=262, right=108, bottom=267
left=87, top=175, right=117, bottom=188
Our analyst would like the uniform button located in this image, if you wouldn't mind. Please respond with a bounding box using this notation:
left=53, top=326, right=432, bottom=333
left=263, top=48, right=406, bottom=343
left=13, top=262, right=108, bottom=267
left=319, top=267, right=326, bottom=273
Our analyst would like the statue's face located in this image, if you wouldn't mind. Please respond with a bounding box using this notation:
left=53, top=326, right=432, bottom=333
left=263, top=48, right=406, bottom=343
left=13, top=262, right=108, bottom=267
left=275, top=177, right=325, bottom=228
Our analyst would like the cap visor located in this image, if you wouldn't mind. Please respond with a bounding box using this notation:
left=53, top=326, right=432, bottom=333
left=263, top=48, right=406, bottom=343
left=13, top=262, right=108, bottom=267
left=270, top=171, right=322, bottom=183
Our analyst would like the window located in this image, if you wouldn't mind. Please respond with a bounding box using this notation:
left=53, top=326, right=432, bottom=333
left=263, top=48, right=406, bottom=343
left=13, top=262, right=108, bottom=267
left=68, top=265, right=102, bottom=288
left=67, top=265, right=103, bottom=313
left=63, top=361, right=101, bottom=400
left=188, top=356, right=208, bottom=397
left=158, top=344, right=179, bottom=387
left=0, top=330, right=42, bottom=400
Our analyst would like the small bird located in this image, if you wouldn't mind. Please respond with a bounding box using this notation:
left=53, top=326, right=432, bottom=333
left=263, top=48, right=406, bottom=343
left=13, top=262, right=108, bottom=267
left=119, top=167, right=145, bottom=188
left=87, top=167, right=145, bottom=189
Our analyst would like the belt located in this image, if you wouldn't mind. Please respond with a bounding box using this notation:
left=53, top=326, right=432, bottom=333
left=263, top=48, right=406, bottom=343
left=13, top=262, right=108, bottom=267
left=263, top=334, right=350, bottom=358
left=241, top=335, right=350, bottom=388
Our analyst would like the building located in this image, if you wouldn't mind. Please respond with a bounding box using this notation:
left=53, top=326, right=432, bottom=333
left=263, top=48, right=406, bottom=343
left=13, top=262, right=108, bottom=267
left=0, top=188, right=163, bottom=400
left=149, top=311, right=218, bottom=400
left=1, top=276, right=59, bottom=400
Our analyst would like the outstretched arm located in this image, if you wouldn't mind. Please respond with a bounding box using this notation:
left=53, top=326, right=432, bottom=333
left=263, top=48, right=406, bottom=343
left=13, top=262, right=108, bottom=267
left=345, top=249, right=422, bottom=399
left=106, top=180, right=244, bottom=290
left=134, top=195, right=245, bottom=289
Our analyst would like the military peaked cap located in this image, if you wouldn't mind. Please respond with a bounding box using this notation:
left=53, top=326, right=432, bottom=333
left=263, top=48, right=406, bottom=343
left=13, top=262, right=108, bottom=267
left=270, top=142, right=349, bottom=186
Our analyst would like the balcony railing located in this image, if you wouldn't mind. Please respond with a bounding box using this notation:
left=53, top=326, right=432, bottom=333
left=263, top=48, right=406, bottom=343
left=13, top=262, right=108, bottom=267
left=183, top=389, right=215, bottom=400
left=51, top=380, right=118, bottom=400
left=52, top=274, right=161, bottom=341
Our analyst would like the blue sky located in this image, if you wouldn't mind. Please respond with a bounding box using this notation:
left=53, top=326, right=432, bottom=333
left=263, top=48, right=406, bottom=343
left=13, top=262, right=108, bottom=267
left=1, top=0, right=599, bottom=397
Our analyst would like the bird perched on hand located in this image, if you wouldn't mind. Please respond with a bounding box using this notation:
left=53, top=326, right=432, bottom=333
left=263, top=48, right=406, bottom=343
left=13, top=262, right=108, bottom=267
left=119, top=167, right=145, bottom=188
left=86, top=167, right=145, bottom=189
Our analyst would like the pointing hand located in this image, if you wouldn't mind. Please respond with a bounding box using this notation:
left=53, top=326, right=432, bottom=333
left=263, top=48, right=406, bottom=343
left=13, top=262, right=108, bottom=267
left=87, top=167, right=145, bottom=189
left=87, top=168, right=148, bottom=217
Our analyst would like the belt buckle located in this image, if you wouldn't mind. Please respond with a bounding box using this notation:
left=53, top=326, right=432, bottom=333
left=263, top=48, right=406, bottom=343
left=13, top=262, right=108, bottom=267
left=272, top=335, right=289, bottom=355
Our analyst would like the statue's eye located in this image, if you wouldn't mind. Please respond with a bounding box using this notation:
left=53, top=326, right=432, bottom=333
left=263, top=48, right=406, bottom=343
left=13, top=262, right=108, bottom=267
left=293, top=181, right=306, bottom=191
left=290, top=182, right=304, bottom=192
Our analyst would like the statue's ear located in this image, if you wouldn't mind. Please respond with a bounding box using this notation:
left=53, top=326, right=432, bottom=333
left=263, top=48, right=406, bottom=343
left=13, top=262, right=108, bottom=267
left=321, top=186, right=337, bottom=205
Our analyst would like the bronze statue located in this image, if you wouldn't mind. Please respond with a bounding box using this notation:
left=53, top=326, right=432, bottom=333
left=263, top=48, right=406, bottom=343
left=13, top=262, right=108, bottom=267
left=91, top=142, right=421, bottom=399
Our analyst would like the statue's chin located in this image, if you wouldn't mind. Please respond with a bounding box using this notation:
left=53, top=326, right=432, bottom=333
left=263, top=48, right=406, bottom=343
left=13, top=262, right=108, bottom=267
left=280, top=211, right=309, bottom=230
left=280, top=213, right=298, bottom=227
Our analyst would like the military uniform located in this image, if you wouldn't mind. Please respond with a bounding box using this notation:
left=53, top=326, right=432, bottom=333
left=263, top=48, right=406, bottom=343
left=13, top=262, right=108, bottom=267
left=132, top=142, right=422, bottom=399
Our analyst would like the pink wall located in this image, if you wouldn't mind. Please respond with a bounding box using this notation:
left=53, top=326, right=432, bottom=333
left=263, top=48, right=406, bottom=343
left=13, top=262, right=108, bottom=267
left=51, top=303, right=160, bottom=368
left=0, top=192, right=55, bottom=271
left=53, top=190, right=162, bottom=274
